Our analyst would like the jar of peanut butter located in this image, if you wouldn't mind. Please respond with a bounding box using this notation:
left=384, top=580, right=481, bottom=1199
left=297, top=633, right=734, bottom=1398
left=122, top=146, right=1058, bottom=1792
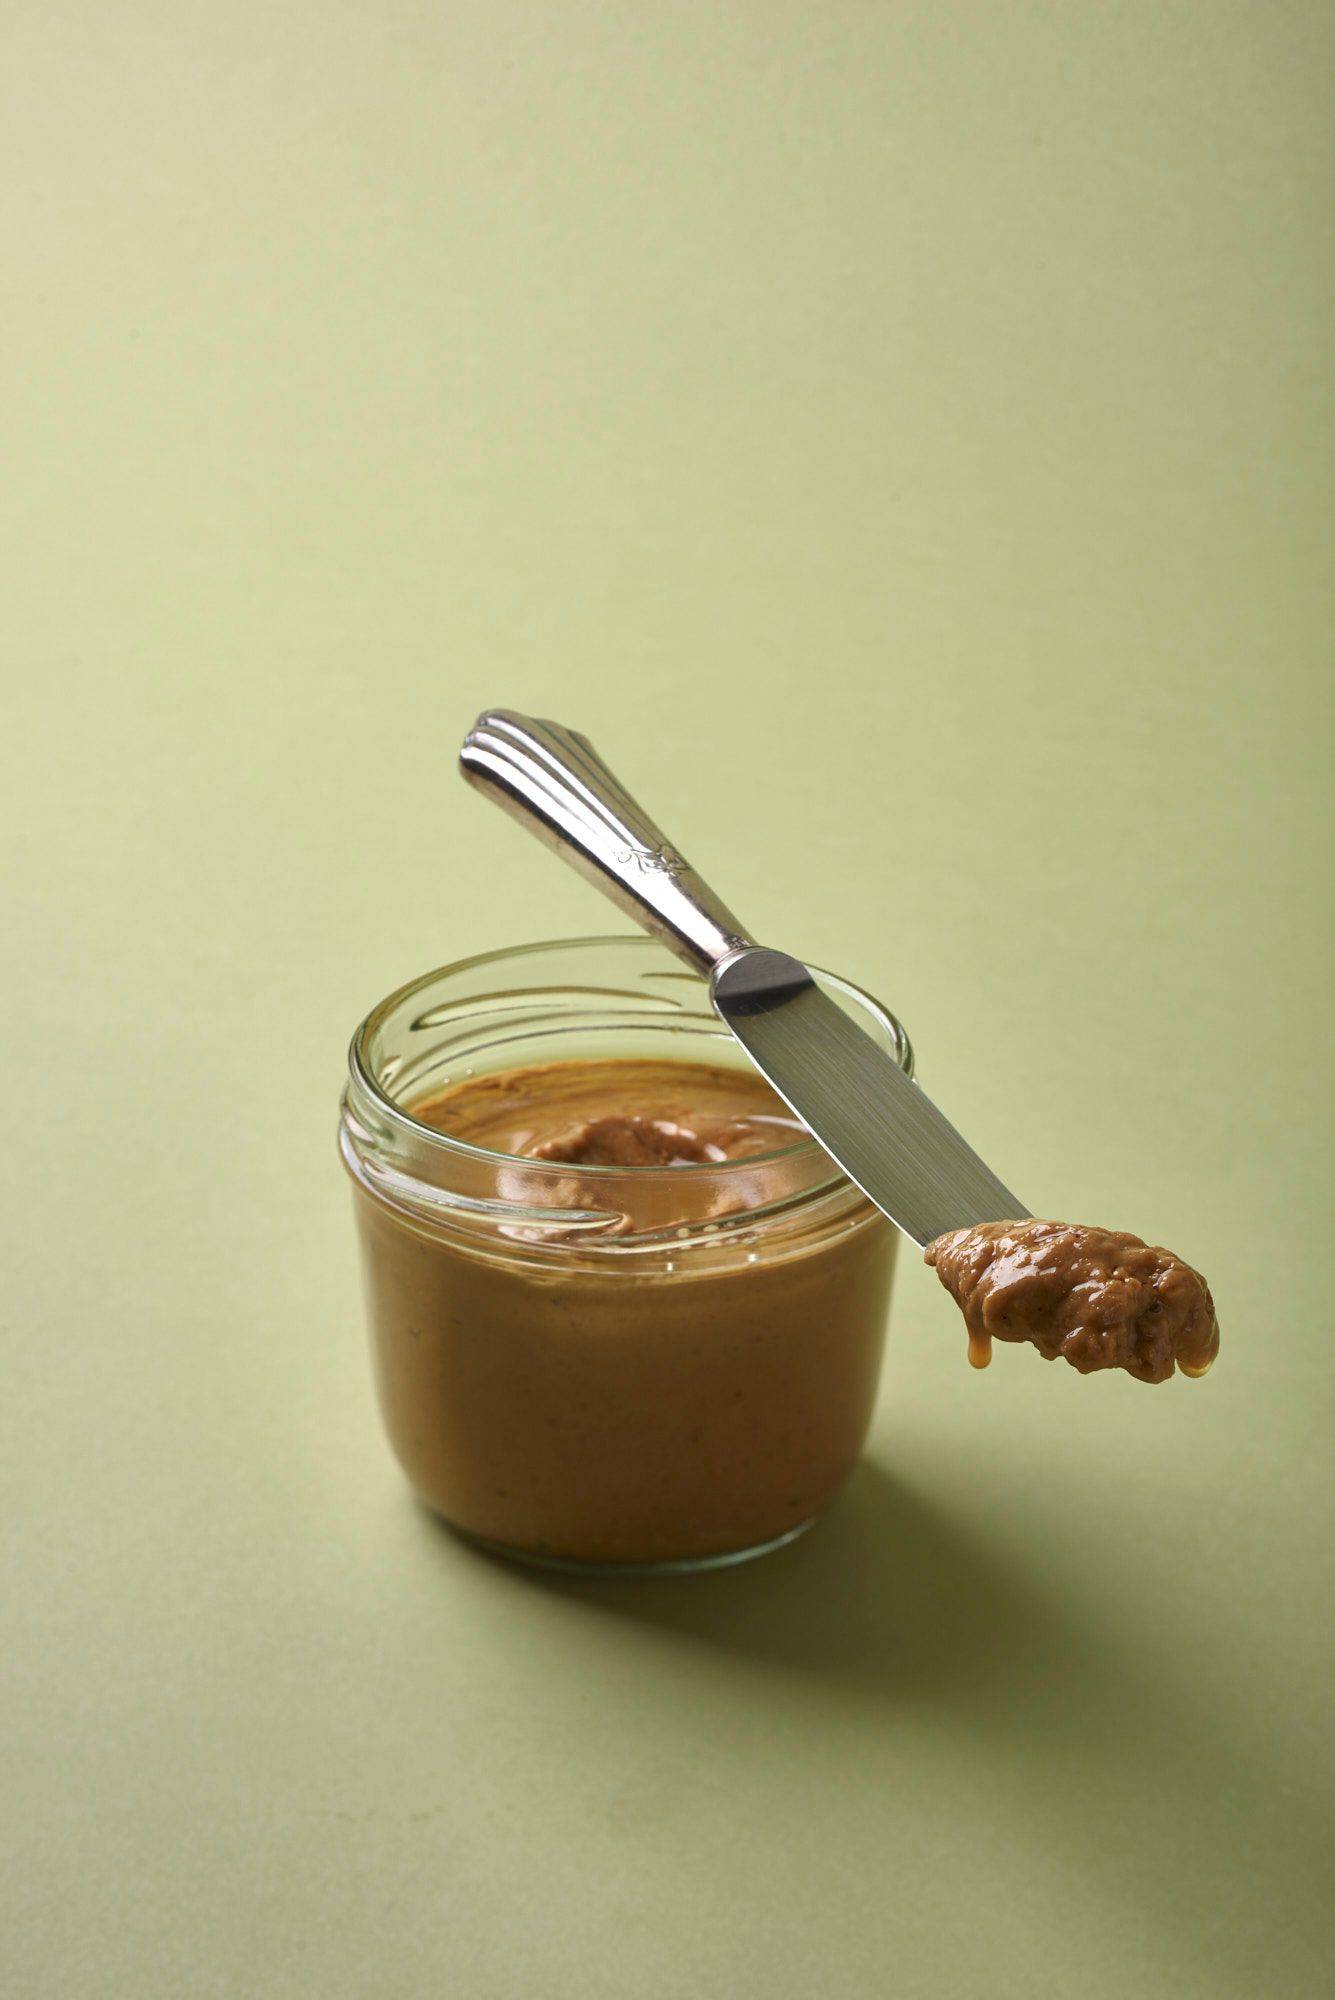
left=340, top=937, right=911, bottom=1573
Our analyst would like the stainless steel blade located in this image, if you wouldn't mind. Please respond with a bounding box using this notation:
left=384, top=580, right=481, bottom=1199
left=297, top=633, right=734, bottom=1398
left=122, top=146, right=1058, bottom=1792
left=712, top=948, right=1029, bottom=1247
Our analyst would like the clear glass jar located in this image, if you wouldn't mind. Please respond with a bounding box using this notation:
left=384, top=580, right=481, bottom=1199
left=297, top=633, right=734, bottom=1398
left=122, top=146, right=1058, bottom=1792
left=339, top=936, right=912, bottom=1574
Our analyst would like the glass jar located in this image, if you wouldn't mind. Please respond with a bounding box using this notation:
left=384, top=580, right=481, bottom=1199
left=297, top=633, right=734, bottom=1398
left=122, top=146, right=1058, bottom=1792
left=339, top=936, right=912, bottom=1574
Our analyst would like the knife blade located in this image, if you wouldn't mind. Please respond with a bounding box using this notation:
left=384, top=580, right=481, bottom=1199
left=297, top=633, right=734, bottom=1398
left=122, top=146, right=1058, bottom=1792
left=712, top=948, right=1028, bottom=1247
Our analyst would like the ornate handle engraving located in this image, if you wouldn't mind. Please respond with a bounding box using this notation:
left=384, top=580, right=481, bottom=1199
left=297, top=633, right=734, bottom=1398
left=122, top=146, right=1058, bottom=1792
left=459, top=711, right=754, bottom=974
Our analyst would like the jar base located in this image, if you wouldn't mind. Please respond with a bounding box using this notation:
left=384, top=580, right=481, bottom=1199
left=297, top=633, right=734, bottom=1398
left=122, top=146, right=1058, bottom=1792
left=444, top=1515, right=817, bottom=1577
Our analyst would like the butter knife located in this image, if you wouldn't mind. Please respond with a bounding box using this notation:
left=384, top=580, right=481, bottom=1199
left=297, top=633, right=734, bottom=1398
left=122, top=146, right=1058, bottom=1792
left=459, top=709, right=1029, bottom=1247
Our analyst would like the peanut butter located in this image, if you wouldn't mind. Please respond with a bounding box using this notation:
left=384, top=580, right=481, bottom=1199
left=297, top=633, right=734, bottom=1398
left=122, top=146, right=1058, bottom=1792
left=925, top=1218, right=1219, bottom=1383
left=350, top=1058, right=896, bottom=1565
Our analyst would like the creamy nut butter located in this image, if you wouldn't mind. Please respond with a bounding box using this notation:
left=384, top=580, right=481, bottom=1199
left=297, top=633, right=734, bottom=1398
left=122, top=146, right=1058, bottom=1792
left=340, top=941, right=910, bottom=1571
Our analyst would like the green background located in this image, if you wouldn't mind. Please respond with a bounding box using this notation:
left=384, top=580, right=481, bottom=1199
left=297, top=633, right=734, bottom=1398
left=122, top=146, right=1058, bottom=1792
left=5, top=3, right=1332, bottom=1994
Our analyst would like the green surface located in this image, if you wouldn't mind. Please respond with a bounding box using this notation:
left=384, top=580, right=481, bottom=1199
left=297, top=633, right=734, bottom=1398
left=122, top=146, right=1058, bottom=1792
left=5, top=4, right=1333, bottom=1994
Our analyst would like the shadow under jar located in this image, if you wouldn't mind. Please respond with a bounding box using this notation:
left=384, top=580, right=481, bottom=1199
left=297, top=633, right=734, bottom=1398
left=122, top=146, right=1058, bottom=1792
left=340, top=936, right=912, bottom=1574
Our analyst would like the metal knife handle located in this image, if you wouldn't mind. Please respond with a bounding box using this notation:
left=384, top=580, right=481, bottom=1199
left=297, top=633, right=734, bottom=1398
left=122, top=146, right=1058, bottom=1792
left=459, top=709, right=754, bottom=974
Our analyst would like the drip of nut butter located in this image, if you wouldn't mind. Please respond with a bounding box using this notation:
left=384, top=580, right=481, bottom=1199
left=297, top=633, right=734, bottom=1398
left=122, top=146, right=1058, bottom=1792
left=925, top=1219, right=1219, bottom=1385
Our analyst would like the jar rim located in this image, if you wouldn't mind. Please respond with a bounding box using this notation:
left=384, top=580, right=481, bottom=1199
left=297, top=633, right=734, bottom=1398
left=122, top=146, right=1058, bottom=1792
left=346, top=933, right=913, bottom=1184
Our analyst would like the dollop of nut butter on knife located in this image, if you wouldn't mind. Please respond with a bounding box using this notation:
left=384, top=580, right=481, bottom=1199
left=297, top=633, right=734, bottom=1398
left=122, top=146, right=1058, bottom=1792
left=459, top=710, right=1217, bottom=1384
